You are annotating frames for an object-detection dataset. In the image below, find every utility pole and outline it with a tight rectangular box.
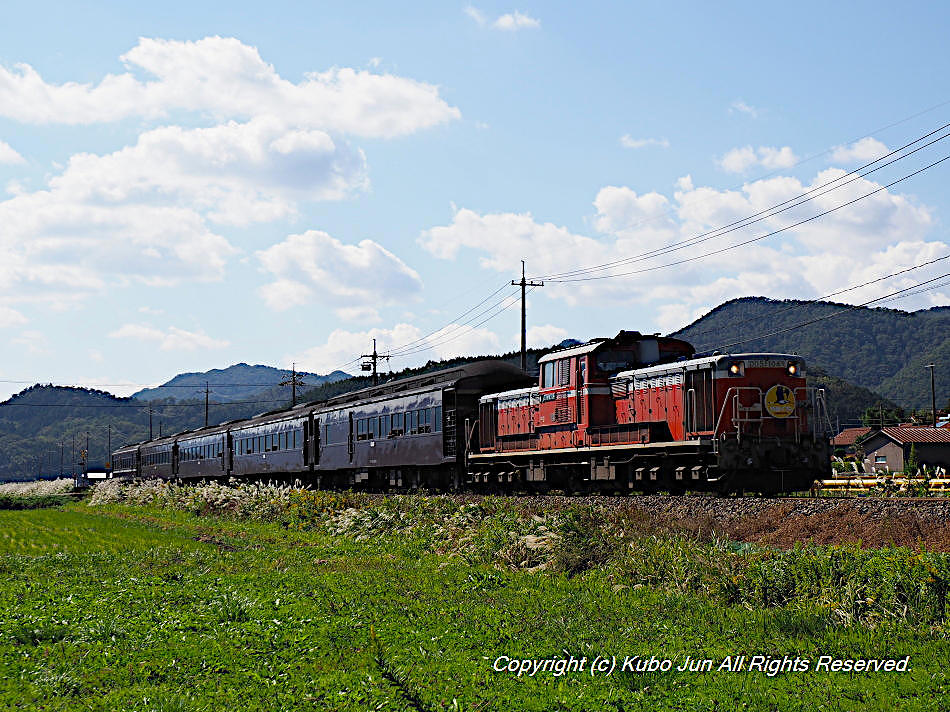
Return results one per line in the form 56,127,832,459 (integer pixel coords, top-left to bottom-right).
148,407,153,440
926,363,936,428
361,339,390,386
279,363,306,407
511,260,544,372
71,434,75,479
205,381,210,427
60,440,64,478
107,424,111,473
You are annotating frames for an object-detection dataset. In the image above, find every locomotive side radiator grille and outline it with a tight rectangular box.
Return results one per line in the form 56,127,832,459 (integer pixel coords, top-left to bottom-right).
443,409,457,457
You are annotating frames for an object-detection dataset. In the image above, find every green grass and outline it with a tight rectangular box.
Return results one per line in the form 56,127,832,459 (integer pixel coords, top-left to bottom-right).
0,502,947,710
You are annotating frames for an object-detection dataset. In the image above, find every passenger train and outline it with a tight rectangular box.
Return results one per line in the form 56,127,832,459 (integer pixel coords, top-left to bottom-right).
112,331,833,494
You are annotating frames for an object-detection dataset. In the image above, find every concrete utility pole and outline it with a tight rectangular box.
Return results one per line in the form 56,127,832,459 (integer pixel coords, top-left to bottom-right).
361,339,391,386
148,407,153,440
926,363,937,428
205,381,210,427
60,440,64,478
512,260,544,372
279,363,306,407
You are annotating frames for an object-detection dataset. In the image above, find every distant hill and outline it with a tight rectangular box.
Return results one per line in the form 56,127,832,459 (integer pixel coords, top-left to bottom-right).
672,298,949,411
132,363,348,403
0,373,341,479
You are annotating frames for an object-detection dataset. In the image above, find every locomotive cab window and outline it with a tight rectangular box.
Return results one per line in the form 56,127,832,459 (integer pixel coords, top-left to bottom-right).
543,362,554,387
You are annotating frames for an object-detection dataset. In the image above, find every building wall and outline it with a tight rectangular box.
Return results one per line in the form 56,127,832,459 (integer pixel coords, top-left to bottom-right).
863,440,950,473
864,441,904,473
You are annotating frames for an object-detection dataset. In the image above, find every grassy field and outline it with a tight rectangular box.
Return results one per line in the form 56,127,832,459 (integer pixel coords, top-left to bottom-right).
1,491,948,711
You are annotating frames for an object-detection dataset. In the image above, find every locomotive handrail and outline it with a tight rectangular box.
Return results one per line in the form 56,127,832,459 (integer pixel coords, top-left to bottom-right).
714,386,764,439
685,387,697,436
793,386,833,440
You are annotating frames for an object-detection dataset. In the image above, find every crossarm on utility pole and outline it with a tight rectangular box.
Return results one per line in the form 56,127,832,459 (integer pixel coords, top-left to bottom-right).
512,260,544,372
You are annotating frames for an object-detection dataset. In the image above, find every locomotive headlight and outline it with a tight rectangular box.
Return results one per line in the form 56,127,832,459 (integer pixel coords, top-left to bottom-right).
728,362,742,376
787,362,799,376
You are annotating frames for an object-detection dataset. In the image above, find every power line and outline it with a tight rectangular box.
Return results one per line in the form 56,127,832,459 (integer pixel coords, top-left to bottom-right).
708,270,950,352
685,252,950,347
546,152,950,283
540,129,950,283
538,124,950,282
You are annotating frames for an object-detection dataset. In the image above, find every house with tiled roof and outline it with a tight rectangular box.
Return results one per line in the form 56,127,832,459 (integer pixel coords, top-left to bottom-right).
830,427,871,454
862,427,950,473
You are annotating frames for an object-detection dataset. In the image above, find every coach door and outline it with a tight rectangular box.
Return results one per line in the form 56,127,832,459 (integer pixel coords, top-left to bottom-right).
303,415,312,469
348,412,354,462
313,416,321,465
226,432,234,474
171,442,180,476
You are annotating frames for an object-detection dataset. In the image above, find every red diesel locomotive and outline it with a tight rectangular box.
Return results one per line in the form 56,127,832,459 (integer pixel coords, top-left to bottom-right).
471,331,831,493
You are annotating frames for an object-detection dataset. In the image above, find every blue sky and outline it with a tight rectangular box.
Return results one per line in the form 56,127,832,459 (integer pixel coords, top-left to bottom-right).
1,1,949,399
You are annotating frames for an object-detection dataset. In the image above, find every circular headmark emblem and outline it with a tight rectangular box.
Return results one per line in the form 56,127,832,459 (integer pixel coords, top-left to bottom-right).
764,385,796,418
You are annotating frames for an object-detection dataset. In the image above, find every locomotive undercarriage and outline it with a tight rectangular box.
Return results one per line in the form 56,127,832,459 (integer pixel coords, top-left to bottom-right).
466,434,829,495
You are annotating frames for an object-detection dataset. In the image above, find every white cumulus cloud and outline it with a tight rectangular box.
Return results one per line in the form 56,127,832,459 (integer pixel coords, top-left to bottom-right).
831,137,889,165
0,37,460,137
730,100,759,118
620,135,670,150
466,7,540,30
257,230,423,313
718,145,798,173
290,321,504,376
420,166,945,334
0,305,27,328
527,324,568,348
0,141,24,165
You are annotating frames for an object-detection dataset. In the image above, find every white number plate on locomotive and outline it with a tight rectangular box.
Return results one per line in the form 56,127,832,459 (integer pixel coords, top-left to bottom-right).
742,359,788,369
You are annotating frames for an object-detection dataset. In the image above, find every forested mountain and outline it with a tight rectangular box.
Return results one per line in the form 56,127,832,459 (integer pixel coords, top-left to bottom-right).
673,298,949,410
132,363,348,402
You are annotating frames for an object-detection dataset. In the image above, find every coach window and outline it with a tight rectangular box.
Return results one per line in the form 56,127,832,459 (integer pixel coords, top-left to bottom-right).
392,412,403,436
421,408,432,433
543,362,554,388
434,406,442,432
272,435,279,451
367,417,376,440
